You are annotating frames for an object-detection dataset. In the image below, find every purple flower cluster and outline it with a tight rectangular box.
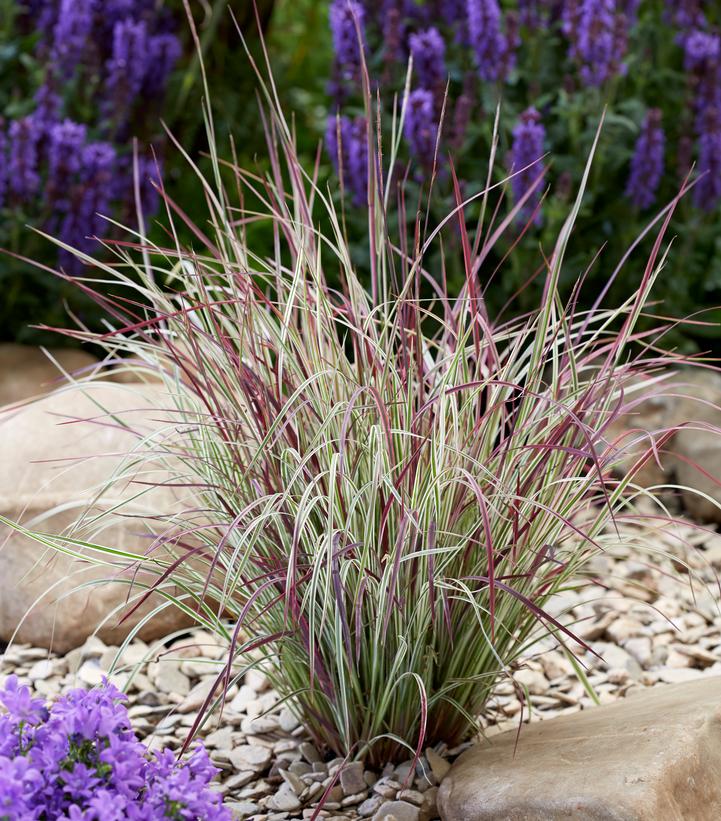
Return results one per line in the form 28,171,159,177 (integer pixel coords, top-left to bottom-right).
1,0,182,272
682,27,721,209
626,109,666,209
565,0,628,87
409,27,447,90
0,676,230,820
693,108,721,211
510,107,546,223
326,114,368,204
330,0,367,81
467,0,518,82
404,88,439,169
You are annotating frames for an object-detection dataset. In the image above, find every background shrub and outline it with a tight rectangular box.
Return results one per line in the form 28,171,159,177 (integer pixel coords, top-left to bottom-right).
323,0,721,349
0,0,317,345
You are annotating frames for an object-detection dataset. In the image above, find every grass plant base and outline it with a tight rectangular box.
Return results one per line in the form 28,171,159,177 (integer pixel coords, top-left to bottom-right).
1,515,718,819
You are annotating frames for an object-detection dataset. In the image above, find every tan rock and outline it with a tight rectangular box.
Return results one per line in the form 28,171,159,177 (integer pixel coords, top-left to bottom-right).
438,677,721,821
606,369,721,521
0,382,193,651
0,344,100,406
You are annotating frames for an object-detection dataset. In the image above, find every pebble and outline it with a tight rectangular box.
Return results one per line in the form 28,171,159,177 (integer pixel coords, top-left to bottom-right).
77,661,104,686
28,659,54,681
148,662,190,697
230,744,272,772
372,800,420,821
266,784,302,812
340,761,367,796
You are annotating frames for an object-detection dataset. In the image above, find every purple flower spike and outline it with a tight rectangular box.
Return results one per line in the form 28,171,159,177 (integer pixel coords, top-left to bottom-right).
467,0,516,82
0,127,6,210
33,83,63,129
329,0,366,81
626,109,665,210
693,108,721,212
144,33,182,98
52,0,96,76
510,107,546,224
666,0,706,31
441,0,467,25
409,28,447,90
48,120,87,204
8,116,42,202
404,88,439,171
684,30,721,72
326,114,368,205
105,19,149,124
569,0,627,87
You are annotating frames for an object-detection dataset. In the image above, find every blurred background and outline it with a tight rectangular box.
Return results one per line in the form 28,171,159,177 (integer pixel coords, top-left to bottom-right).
2,0,721,351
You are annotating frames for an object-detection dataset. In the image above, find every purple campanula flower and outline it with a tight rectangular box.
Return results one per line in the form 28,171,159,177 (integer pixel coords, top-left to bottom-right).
409,27,447,90
329,0,366,81
0,677,231,817
467,0,516,82
52,0,96,76
105,19,149,124
404,88,439,170
8,116,42,201
693,107,721,211
568,0,627,87
626,109,665,209
510,107,546,223
47,120,87,203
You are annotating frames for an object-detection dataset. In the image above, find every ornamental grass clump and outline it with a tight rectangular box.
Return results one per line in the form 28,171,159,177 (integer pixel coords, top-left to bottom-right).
0,676,229,820
12,47,705,767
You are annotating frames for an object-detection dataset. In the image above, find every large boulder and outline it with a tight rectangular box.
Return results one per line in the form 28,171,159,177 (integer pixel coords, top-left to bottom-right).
0,343,99,406
608,369,721,522
438,676,721,821
0,381,194,652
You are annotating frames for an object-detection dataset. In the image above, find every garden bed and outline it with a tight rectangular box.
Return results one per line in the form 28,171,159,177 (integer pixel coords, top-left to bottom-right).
3,511,718,820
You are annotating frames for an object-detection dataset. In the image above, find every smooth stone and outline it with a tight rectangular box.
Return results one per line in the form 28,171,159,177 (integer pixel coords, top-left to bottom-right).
0,382,192,651
439,677,721,820
27,659,54,681
0,344,99,406
340,761,367,796
372,800,420,821
300,742,322,763
148,662,190,697
265,783,301,812
229,744,272,772
425,748,450,781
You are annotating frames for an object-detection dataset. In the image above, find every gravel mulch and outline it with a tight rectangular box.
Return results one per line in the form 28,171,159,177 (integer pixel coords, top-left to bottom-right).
2,513,721,820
